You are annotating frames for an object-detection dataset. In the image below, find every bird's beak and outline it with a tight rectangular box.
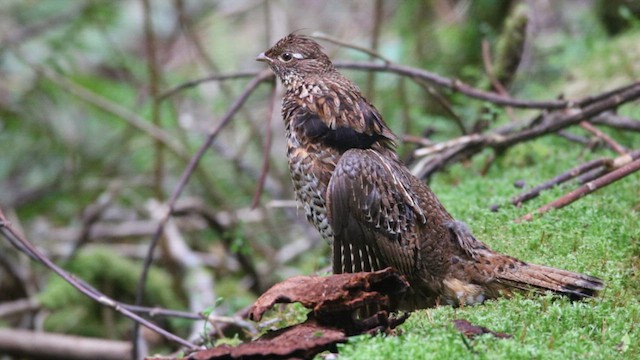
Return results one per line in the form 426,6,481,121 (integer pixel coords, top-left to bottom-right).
256,52,271,63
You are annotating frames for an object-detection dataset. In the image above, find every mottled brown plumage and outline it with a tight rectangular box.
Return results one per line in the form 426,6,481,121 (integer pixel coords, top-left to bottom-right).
257,34,603,309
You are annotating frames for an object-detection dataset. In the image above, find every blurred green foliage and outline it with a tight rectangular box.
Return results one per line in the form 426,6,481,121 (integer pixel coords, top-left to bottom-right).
39,247,186,338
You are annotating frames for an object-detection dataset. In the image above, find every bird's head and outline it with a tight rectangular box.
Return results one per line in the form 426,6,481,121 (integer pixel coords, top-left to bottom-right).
256,34,334,87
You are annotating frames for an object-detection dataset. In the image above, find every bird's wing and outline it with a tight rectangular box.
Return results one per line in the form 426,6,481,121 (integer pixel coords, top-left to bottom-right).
327,148,426,275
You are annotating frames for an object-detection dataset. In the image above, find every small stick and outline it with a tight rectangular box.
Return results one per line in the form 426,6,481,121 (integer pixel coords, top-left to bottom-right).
481,39,510,96
591,112,640,132
516,157,640,222
577,149,640,184
579,121,627,155
511,158,612,205
412,78,468,135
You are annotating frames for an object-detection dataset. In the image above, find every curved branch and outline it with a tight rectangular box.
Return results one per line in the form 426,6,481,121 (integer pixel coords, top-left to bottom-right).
334,61,572,109
0,208,198,350
159,71,259,100
311,32,392,64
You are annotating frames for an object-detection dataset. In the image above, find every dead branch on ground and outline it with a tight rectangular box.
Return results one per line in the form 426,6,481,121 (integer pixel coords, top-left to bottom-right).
516,152,640,222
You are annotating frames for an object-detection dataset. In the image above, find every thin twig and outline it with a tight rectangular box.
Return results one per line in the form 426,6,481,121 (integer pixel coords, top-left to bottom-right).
142,0,166,198
579,121,627,155
412,78,468,135
251,79,277,208
365,0,384,98
121,304,203,320
159,72,259,100
206,305,253,339
0,298,40,318
576,81,640,107
413,134,484,158
203,313,257,336
0,328,131,360
517,157,640,222
403,134,435,147
312,33,392,64
511,158,612,205
135,3,167,355
557,130,591,146
481,39,509,95
481,38,516,122
159,62,640,115
577,149,640,184
67,190,116,260
497,83,640,147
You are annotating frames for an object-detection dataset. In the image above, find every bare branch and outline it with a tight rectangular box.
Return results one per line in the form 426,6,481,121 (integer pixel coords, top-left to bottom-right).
410,82,640,178
511,158,613,206
0,208,199,350
591,112,640,132
517,156,640,222
334,61,574,108
579,121,627,155
0,298,40,318
497,83,640,147
481,39,509,96
312,33,392,64
0,328,131,360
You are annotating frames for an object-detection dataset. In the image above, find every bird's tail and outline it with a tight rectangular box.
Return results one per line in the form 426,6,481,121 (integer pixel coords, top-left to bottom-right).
495,261,604,300
445,220,604,301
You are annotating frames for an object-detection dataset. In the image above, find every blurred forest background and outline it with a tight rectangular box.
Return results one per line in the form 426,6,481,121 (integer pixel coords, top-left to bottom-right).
1,0,639,359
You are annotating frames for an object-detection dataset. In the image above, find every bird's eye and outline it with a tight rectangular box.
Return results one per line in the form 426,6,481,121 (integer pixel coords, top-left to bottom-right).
280,52,293,62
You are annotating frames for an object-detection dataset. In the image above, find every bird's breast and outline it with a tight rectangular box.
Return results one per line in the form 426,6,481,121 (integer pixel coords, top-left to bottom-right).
285,131,339,242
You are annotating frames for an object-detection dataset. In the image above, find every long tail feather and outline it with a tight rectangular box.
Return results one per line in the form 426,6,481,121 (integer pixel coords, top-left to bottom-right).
446,220,604,301
496,262,604,300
